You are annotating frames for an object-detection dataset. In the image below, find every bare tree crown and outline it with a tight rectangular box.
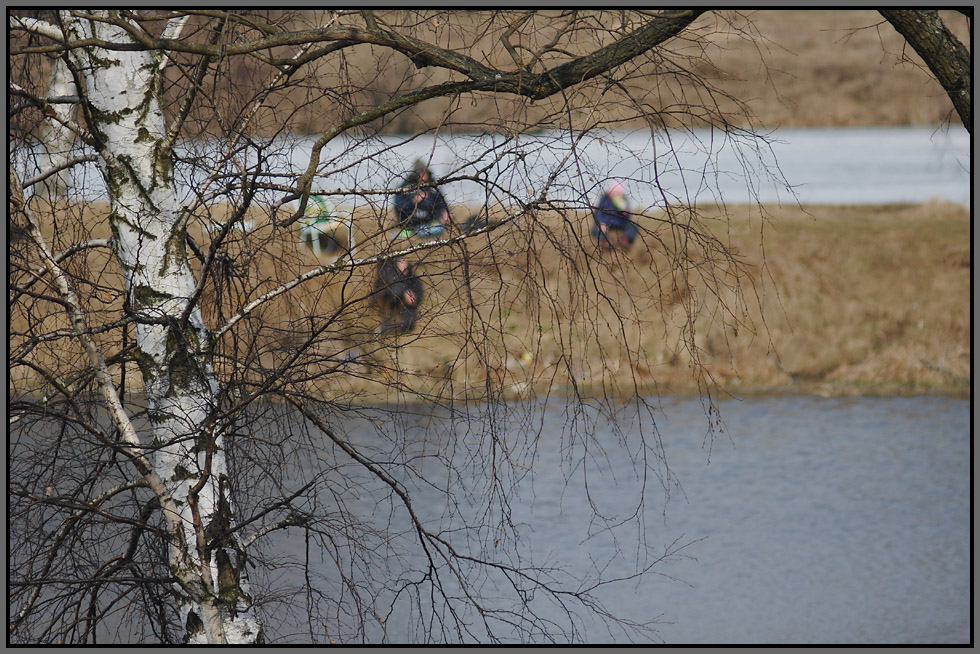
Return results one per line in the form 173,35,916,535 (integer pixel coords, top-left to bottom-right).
8,9,969,645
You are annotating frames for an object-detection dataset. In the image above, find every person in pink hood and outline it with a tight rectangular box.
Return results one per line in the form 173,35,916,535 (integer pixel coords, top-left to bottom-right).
590,181,637,250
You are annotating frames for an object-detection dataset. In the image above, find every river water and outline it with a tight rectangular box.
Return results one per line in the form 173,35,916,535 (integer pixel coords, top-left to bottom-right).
18,126,970,209
525,395,972,645
256,395,970,645
310,125,971,209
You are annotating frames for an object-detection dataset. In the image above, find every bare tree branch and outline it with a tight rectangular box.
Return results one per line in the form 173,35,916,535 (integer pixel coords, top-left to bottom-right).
8,10,814,644
879,9,971,132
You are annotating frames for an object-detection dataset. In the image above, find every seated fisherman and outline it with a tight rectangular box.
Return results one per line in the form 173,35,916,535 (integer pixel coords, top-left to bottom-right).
297,194,349,257
373,256,424,334
591,181,638,250
393,159,452,238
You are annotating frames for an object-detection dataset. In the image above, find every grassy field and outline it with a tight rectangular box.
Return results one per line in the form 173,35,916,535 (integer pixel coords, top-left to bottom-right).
234,10,968,136
320,201,972,401
16,199,967,402
687,10,969,129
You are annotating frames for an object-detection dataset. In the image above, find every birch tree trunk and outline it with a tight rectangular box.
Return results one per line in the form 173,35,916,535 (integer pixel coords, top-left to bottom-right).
34,55,76,200
58,11,262,644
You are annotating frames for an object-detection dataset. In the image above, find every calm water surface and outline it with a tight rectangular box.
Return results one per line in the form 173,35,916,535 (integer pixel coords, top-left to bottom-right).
19,127,970,209
532,395,972,644
276,395,970,644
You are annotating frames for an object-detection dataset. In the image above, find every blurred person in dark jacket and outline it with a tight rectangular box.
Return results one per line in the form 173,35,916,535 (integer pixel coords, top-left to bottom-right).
373,256,424,333
393,159,452,237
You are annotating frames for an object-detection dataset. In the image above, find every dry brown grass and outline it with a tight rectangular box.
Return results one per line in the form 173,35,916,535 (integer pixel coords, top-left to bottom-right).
696,10,970,129
690,201,971,396
344,201,971,401
14,199,967,403
251,10,970,134
10,11,967,143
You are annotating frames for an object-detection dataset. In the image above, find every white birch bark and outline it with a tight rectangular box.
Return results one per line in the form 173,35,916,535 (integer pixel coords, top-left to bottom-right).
35,55,76,200
54,11,262,644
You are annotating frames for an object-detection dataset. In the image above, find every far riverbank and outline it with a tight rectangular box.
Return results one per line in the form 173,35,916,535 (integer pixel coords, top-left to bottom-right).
290,200,971,403
11,200,970,404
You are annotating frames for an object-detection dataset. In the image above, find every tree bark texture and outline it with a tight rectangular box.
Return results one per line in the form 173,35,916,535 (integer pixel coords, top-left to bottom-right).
58,11,262,644
35,56,76,199
880,10,972,133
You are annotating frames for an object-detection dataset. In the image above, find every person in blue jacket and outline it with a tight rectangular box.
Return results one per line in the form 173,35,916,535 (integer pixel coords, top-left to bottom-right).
393,159,452,237
591,181,637,250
